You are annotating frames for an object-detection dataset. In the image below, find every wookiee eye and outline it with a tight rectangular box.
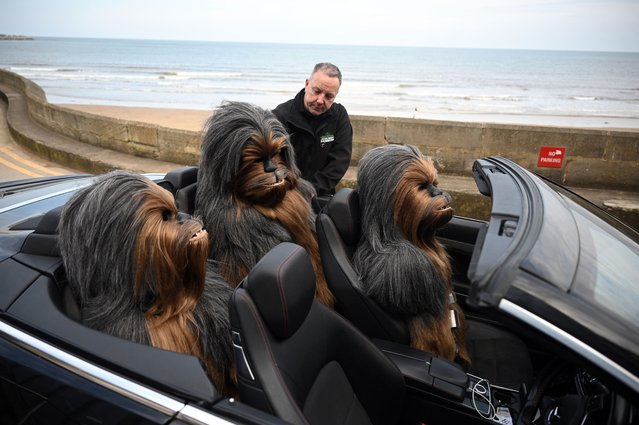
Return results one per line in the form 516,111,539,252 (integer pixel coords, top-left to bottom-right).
162,210,172,221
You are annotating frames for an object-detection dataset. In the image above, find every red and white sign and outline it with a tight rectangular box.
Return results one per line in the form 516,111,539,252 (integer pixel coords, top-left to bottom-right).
537,146,566,168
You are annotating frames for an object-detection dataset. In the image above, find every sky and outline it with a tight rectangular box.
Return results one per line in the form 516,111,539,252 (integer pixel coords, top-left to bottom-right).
2,0,638,52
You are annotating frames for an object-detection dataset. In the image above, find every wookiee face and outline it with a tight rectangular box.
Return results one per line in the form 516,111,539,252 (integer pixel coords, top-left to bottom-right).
59,171,228,389
232,134,299,208
60,171,210,305
134,181,209,315
393,156,453,244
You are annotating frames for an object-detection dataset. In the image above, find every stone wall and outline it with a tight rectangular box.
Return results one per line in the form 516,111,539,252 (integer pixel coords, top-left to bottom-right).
2,68,638,191
0,69,202,166
351,115,639,191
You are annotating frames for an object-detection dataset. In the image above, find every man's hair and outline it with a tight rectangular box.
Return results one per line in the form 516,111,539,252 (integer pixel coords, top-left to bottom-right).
312,62,342,85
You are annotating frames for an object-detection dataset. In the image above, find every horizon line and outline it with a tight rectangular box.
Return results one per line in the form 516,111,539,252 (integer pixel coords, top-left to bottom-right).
7,34,639,55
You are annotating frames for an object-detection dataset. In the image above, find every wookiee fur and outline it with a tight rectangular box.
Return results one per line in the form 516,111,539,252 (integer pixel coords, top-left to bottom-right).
353,144,469,364
195,101,334,308
58,171,237,396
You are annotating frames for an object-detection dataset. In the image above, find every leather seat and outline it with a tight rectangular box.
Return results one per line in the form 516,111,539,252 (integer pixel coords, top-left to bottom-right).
161,166,198,215
316,188,410,344
316,188,533,389
230,242,405,425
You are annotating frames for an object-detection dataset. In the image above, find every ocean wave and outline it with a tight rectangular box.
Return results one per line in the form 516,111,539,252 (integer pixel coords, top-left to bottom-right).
152,83,294,96
10,66,60,72
30,73,164,82
462,95,521,102
572,96,597,101
373,92,408,97
10,66,82,73
10,66,248,81
174,71,243,78
158,74,189,81
398,92,523,102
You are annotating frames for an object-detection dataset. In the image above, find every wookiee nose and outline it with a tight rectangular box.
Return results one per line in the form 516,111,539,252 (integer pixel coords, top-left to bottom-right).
264,159,276,173
428,185,443,197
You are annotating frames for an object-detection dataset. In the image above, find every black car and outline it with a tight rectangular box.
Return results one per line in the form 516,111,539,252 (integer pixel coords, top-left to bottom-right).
0,157,637,425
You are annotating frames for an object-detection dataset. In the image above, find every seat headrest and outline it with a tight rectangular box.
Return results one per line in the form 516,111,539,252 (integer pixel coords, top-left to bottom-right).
161,166,198,194
325,188,361,247
244,242,315,340
175,182,197,215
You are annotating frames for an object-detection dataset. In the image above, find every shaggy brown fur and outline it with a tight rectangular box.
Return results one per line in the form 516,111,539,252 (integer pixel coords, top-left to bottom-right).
354,144,469,364
394,158,469,363
135,182,209,355
230,137,333,307
195,101,334,308
59,171,237,396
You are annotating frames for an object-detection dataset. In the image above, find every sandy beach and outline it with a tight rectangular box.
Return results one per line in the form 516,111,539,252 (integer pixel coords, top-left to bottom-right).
60,103,639,131
60,104,213,132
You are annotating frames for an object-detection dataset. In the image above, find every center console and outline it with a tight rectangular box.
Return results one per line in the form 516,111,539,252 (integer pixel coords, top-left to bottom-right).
374,340,523,424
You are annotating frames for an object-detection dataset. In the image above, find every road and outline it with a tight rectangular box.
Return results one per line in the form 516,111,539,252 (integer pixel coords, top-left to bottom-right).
0,100,76,181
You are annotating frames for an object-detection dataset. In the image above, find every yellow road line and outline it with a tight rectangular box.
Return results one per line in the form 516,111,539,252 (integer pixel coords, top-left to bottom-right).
0,155,42,178
0,147,63,176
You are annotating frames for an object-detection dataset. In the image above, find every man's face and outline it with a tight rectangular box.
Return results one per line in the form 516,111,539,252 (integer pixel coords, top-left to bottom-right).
303,71,340,116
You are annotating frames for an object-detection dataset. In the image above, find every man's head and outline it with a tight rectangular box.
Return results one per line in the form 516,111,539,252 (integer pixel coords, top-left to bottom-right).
303,62,342,116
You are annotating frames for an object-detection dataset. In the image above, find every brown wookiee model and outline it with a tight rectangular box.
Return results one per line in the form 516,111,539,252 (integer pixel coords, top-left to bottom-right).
58,171,237,396
353,144,469,364
195,101,334,308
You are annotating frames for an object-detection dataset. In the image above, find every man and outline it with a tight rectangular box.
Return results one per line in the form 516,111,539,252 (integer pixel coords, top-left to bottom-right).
273,63,353,200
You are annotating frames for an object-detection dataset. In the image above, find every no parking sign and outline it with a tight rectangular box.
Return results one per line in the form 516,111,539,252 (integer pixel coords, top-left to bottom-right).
537,147,566,168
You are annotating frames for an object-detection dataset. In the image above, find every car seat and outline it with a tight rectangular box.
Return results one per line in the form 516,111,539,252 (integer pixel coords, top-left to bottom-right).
315,188,410,344
161,166,198,215
230,242,405,425
316,188,533,389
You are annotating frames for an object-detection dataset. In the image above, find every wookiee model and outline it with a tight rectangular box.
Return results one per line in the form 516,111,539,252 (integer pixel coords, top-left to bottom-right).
58,171,237,396
195,101,334,308
353,144,469,364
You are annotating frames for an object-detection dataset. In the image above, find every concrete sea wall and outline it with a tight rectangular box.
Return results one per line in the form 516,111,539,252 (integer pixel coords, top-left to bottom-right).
352,115,639,191
0,69,201,166
1,68,638,192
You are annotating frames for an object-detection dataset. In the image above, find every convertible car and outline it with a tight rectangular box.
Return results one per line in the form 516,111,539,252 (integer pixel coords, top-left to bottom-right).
0,156,637,425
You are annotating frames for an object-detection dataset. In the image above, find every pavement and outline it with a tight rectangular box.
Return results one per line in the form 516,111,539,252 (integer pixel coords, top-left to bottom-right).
0,82,183,176
0,100,81,180
1,81,638,231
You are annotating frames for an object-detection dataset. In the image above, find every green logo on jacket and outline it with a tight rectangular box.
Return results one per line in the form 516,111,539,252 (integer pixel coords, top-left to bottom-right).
320,133,335,148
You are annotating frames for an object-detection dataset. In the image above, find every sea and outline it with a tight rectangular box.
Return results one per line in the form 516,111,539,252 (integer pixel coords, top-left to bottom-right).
1,37,638,128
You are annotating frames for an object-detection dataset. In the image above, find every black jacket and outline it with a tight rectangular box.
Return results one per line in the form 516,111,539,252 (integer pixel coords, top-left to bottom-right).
273,89,353,196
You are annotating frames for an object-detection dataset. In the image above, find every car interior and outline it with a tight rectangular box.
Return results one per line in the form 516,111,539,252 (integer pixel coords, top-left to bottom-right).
230,242,405,425
1,165,635,425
